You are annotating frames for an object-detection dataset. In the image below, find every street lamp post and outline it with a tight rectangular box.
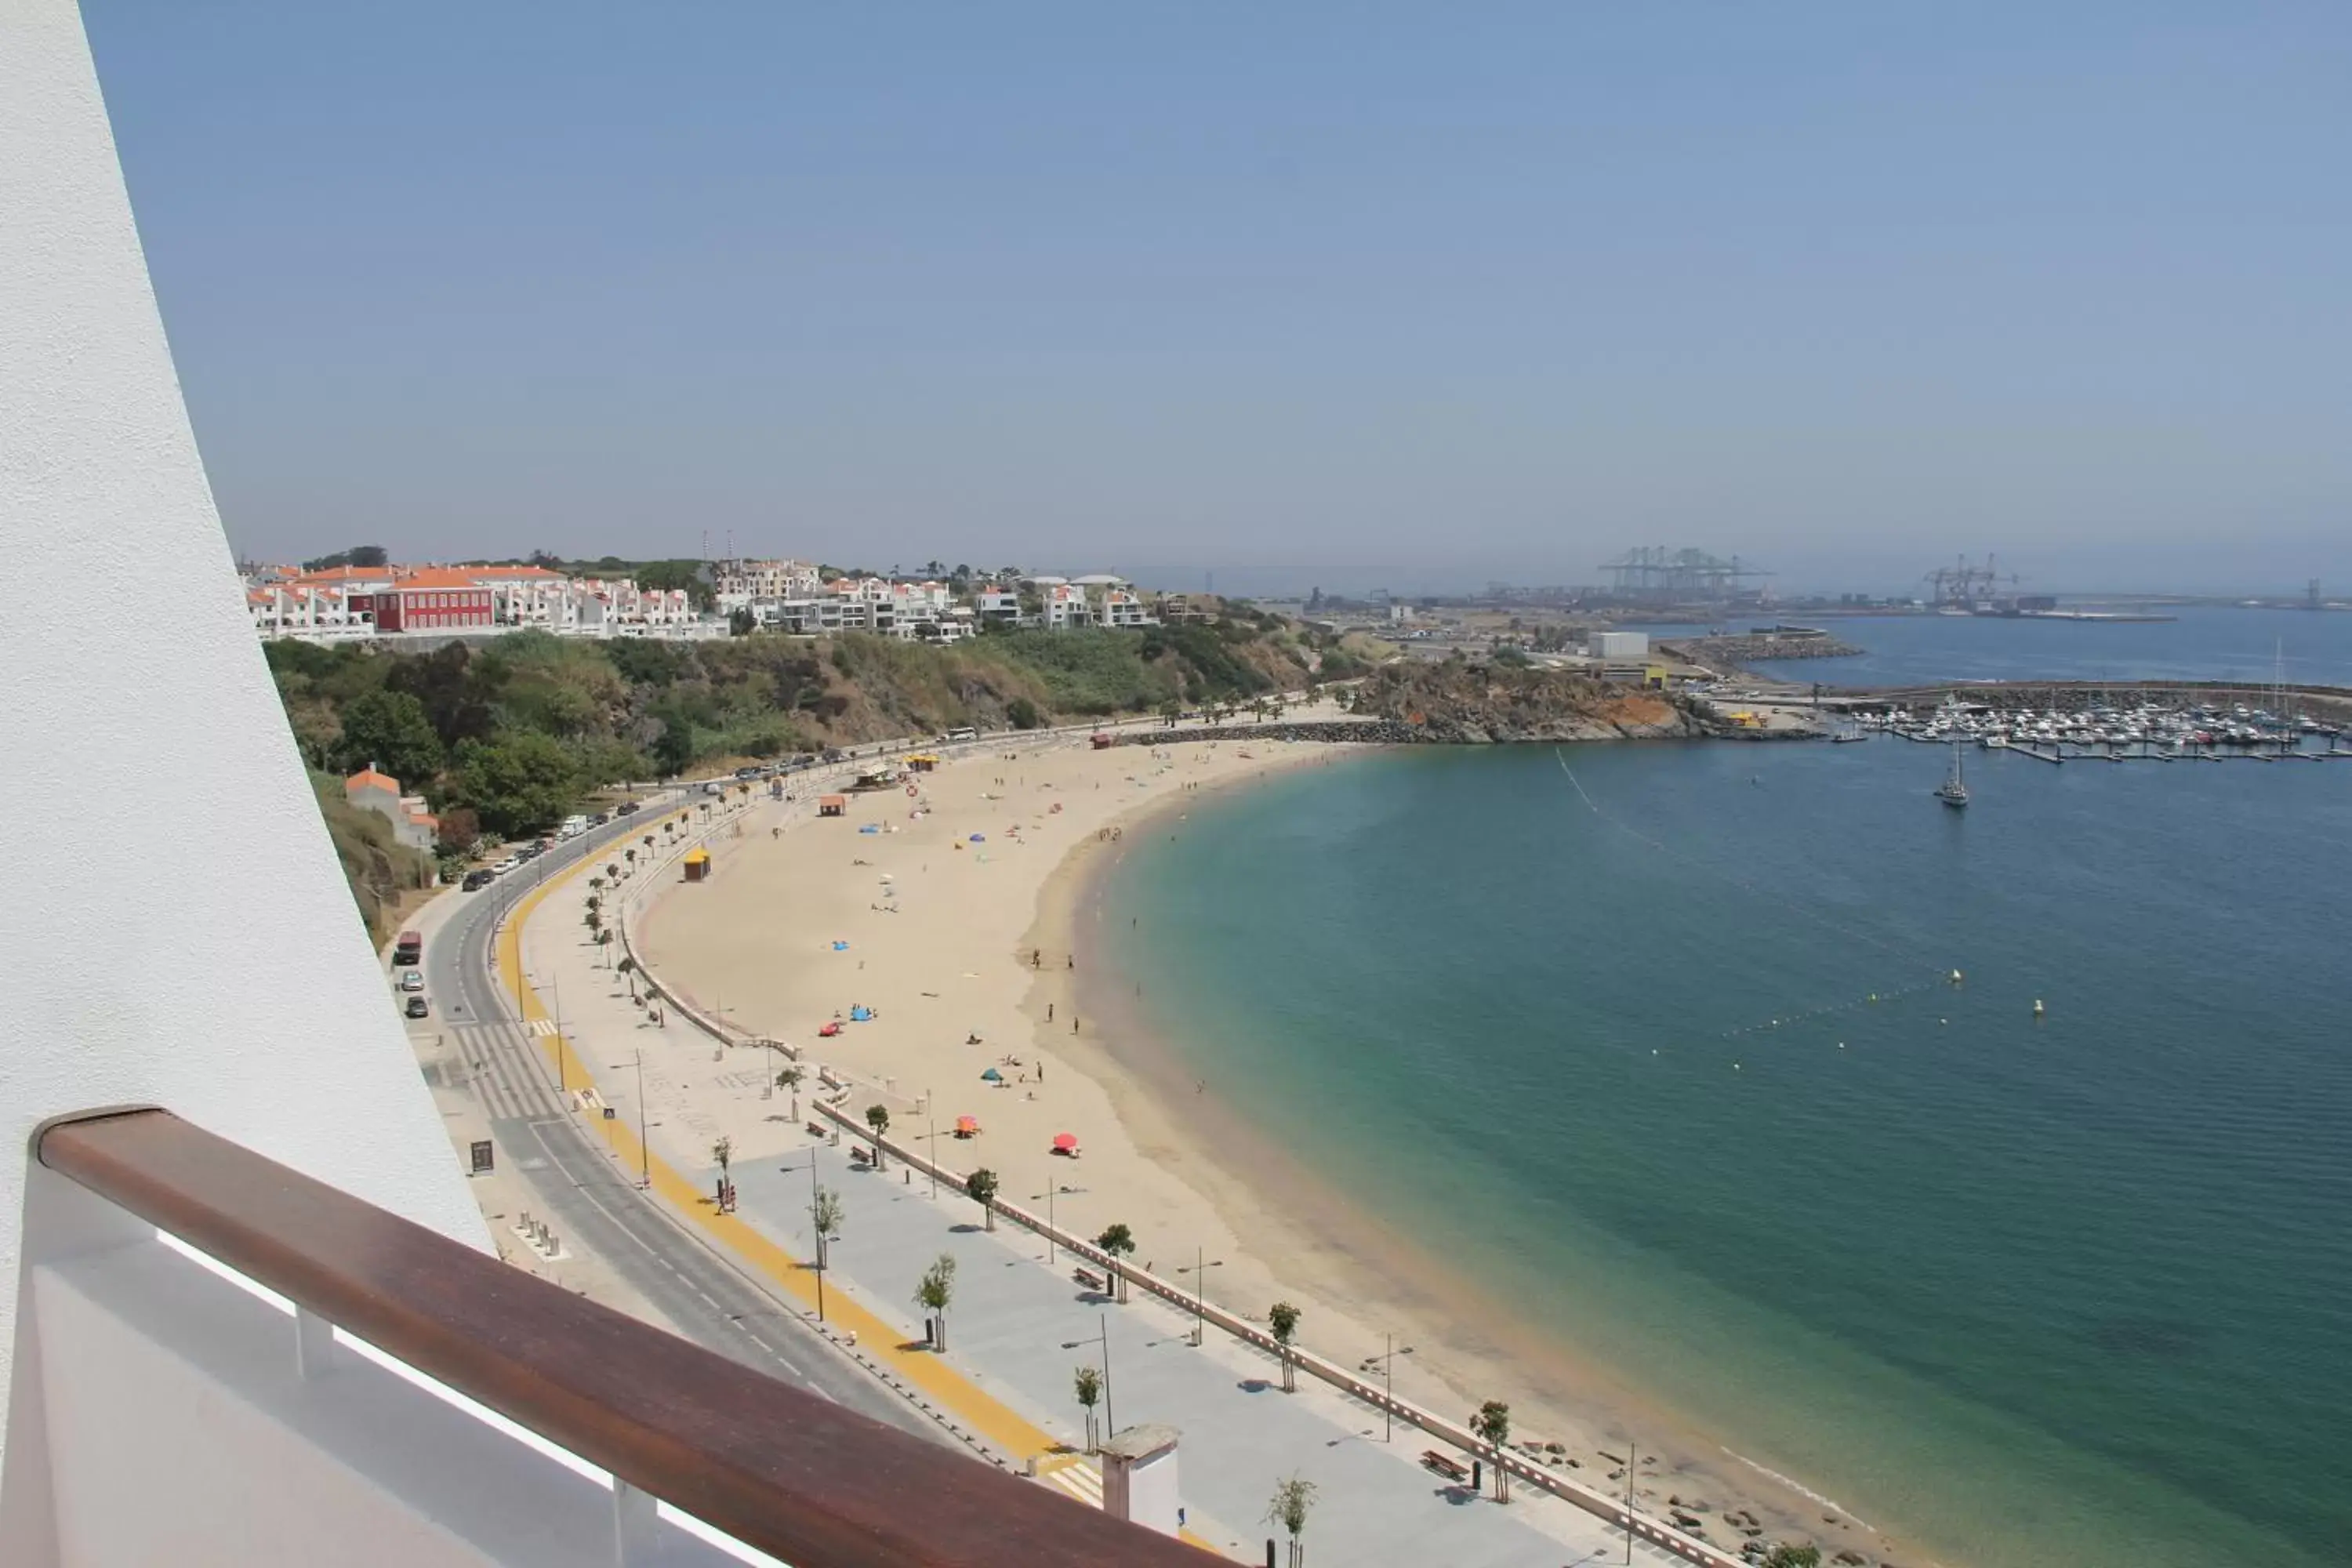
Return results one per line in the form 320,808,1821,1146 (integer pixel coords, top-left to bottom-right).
1062,1316,1113,1442
792,1153,829,1324
1032,1183,1085,1267
1181,1247,1225,1346
1370,1335,1415,1442
632,1050,650,1189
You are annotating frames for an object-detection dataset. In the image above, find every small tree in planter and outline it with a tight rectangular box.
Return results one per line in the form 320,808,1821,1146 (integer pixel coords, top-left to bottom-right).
913,1253,956,1350
965,1167,999,1231
1470,1400,1512,1501
1072,1363,1102,1453
1096,1223,1136,1303
1267,1301,1302,1392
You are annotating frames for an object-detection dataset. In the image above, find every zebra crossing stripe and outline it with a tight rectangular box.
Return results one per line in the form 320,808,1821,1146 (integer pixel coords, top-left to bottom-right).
1045,1463,1102,1506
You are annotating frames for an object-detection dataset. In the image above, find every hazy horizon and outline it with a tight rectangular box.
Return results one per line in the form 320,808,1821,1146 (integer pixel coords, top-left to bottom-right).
91,3,2350,597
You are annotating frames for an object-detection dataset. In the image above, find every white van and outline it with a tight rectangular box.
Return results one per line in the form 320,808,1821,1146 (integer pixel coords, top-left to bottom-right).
557,814,590,840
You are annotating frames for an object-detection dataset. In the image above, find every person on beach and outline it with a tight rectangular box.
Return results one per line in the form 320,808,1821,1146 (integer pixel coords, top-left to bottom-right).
1047,1003,1054,1022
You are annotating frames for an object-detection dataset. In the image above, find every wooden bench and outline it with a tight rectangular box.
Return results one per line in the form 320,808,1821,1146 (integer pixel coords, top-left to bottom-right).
1420,1450,1470,1483
1073,1268,1105,1293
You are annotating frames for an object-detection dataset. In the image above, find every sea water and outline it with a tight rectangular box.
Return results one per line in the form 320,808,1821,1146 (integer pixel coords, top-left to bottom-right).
1742,604,2352,689
1098,690,2351,1566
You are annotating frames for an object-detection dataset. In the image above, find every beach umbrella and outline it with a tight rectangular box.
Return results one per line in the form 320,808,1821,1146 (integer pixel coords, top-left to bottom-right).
830,940,849,951
956,1115,979,1134
968,833,986,843
1051,1132,1079,1152
980,1067,1004,1082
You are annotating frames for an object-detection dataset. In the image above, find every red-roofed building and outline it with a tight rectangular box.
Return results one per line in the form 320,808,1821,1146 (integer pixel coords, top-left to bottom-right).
359,569,495,633
343,768,440,852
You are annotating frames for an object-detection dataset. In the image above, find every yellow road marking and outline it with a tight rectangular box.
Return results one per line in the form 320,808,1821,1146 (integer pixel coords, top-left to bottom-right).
493,811,1101,1483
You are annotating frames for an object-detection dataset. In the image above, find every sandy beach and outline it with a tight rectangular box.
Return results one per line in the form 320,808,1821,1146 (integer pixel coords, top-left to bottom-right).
639,729,1926,1567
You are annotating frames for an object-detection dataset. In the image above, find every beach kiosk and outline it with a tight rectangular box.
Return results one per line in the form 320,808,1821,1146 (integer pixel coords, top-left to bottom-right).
681,847,712,883
1098,1424,1181,1536
818,794,847,818
902,752,940,773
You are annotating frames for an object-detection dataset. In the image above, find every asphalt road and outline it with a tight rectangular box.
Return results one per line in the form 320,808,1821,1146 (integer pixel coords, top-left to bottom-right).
423,802,939,1440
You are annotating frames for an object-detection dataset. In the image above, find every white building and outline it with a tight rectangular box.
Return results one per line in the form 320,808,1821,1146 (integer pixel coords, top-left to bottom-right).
1591,630,1650,660
1043,583,1091,629
713,558,820,609
1099,589,1156,629
247,583,376,640
975,584,1023,626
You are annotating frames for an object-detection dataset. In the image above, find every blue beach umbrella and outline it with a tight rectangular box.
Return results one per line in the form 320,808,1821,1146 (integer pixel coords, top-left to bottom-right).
980,1066,1004,1082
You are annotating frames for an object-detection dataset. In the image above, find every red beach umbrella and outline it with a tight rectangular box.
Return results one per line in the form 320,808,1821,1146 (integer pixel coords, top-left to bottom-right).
1051,1131,1079,1152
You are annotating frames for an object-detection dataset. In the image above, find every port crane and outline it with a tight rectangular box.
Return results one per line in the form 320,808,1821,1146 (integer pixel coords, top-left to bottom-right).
1922,554,2020,608
1599,548,1772,604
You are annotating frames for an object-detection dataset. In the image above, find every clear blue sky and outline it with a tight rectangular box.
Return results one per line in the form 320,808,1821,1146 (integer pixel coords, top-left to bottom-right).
89,2,2352,595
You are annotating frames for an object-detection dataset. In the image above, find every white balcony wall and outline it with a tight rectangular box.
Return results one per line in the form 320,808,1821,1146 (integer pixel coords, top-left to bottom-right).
0,0,492,1492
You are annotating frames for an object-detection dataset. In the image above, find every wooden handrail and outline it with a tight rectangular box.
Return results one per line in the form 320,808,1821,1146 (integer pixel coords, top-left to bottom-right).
36,1109,1208,1568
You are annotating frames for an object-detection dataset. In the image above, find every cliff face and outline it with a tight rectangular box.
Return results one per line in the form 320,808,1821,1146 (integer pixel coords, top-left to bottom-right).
1348,661,1706,743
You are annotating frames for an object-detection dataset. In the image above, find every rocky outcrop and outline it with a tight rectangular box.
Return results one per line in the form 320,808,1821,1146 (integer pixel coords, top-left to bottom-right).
1664,632,1861,671
1346,661,1709,743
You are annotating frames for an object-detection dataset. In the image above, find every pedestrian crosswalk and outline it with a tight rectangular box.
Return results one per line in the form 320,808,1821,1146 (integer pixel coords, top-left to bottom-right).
448,1021,566,1123
526,1018,559,1037
1041,1459,1102,1508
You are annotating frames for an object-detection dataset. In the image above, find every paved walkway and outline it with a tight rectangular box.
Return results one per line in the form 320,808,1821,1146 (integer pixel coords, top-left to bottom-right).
513,797,1694,1567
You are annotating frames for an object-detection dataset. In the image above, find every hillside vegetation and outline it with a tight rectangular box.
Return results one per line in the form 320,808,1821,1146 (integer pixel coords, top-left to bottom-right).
310,771,435,942
268,613,1360,851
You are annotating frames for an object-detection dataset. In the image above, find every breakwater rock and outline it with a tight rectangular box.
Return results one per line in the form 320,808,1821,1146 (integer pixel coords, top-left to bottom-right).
1667,632,1861,670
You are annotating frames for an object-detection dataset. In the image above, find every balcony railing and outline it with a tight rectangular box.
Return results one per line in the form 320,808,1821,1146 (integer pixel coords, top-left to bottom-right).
20,1107,1210,1567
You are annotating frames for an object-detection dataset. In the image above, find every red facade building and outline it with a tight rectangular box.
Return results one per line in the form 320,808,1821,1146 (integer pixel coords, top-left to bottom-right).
360,570,495,633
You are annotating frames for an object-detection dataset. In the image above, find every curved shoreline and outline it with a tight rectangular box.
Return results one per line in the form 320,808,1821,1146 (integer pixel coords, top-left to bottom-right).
631,733,1926,1566
1055,764,1926,1568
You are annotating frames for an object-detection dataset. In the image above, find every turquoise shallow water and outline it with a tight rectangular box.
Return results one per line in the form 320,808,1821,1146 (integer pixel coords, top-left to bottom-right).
1098,731,2352,1568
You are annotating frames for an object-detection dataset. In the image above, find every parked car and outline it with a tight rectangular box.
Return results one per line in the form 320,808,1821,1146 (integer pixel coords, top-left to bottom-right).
589,811,611,826
462,869,494,891
403,995,430,1018
615,800,641,816
491,857,519,875
398,969,426,993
